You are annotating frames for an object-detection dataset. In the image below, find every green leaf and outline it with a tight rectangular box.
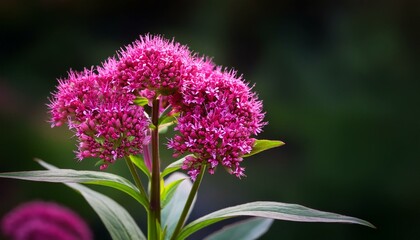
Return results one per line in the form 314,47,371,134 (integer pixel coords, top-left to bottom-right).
0,159,149,211
161,226,168,240
95,136,105,145
134,97,149,106
158,115,178,134
159,125,169,134
95,159,106,167
71,184,146,240
38,161,146,240
156,219,163,240
161,155,190,178
158,113,179,126
178,201,375,240
203,217,274,240
161,178,185,209
161,172,195,240
129,155,151,179
243,139,285,157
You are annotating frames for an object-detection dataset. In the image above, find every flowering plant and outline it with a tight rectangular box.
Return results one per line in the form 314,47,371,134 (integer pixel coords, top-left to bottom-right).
0,35,373,240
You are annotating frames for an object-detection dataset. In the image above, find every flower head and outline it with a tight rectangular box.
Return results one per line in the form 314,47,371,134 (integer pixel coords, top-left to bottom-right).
48,68,149,168
1,201,92,240
114,34,193,96
48,69,100,127
168,68,266,179
49,34,266,178
75,99,149,169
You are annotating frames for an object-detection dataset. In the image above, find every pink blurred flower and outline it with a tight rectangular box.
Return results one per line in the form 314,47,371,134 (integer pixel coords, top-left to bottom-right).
1,201,92,240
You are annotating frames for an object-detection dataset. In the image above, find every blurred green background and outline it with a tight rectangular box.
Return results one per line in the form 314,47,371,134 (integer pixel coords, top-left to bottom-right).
0,0,418,239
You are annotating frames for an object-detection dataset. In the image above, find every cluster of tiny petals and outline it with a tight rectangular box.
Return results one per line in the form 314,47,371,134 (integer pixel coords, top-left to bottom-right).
49,66,148,167
115,34,193,96
76,101,148,169
168,68,266,179
169,56,216,110
1,201,92,240
48,69,100,128
49,34,266,177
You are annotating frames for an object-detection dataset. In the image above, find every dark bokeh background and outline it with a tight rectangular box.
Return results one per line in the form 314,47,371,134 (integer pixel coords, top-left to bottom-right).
1,0,419,239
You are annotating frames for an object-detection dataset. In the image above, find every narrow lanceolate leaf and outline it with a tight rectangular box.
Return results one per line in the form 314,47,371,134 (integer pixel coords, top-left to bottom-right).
178,201,375,240
67,183,146,240
161,155,190,178
134,96,149,106
161,178,185,209
161,172,195,240
243,139,285,157
0,160,148,211
129,155,151,179
204,217,274,240
32,160,146,240
158,113,178,127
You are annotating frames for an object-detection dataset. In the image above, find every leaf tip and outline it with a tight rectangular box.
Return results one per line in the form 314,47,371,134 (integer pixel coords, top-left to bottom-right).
363,220,376,229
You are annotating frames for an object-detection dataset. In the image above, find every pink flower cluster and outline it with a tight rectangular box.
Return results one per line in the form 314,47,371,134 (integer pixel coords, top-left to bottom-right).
49,34,266,178
49,68,148,169
75,101,149,169
168,68,265,179
1,201,92,240
114,35,192,95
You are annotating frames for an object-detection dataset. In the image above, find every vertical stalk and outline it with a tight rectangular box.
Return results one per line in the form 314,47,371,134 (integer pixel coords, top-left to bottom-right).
147,213,155,240
124,156,148,201
170,165,207,240
149,98,161,239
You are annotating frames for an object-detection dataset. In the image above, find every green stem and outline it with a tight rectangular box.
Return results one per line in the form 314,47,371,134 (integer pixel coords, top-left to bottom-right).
148,212,155,240
170,165,207,240
124,156,148,203
150,98,161,239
